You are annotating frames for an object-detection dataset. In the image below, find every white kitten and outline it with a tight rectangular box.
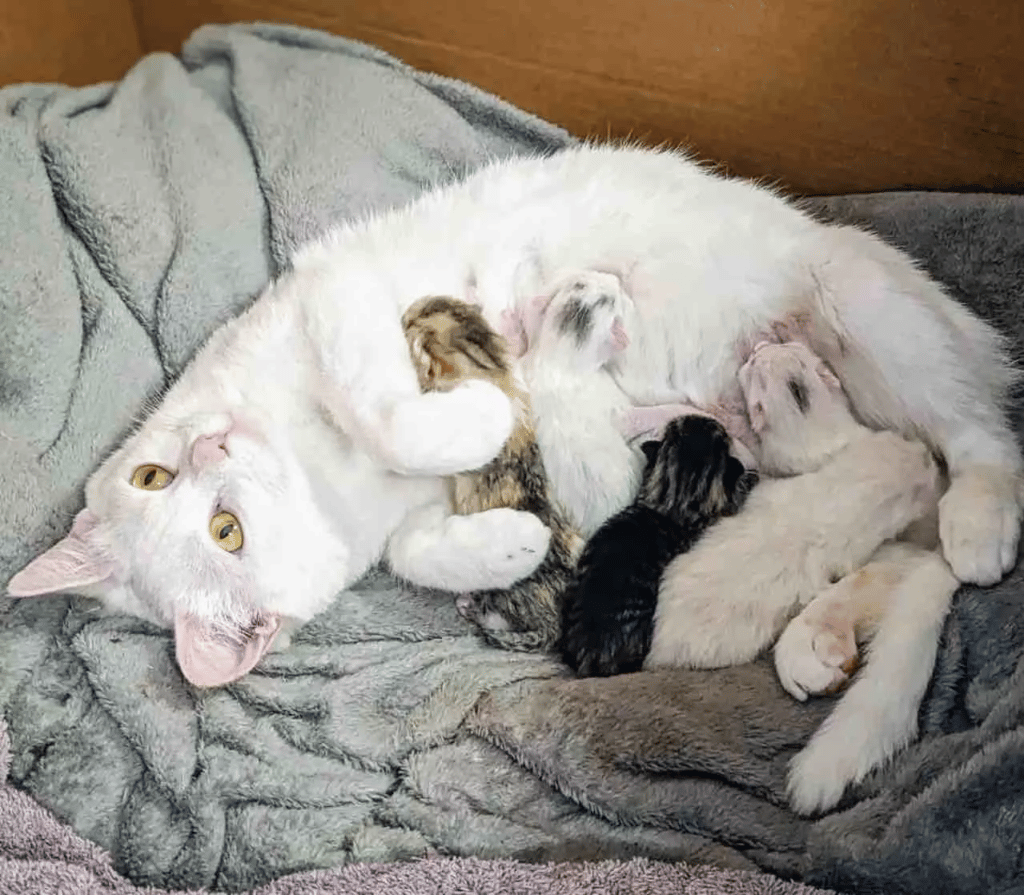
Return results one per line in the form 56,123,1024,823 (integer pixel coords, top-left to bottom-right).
7,146,1019,689
514,269,642,536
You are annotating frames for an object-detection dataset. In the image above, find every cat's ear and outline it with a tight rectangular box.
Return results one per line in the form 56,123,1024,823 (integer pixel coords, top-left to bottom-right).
174,610,282,688
608,316,629,353
7,510,117,597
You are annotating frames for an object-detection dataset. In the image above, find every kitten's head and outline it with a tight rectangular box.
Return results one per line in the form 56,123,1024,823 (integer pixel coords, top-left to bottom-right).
638,415,757,522
738,341,859,475
403,296,512,391
522,272,630,372
6,409,354,688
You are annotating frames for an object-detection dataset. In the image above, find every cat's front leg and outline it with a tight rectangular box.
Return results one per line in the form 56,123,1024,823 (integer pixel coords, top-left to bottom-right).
300,272,514,477
387,502,550,592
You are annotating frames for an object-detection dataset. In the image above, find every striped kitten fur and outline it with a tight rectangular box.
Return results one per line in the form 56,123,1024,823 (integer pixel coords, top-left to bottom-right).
402,296,584,651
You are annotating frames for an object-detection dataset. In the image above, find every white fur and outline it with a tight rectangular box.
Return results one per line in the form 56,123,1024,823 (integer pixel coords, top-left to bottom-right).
517,270,642,536
780,542,958,814
7,145,1020,685
646,428,941,668
649,341,957,815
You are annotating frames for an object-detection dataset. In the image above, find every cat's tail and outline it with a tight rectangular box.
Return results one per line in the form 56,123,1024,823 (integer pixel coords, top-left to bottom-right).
785,546,959,815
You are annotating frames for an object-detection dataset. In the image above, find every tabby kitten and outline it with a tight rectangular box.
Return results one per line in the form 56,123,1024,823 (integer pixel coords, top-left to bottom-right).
402,295,584,651
559,414,757,676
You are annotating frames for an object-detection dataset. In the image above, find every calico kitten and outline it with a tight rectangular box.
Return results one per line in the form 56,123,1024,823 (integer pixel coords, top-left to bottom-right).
560,414,757,676
402,295,584,651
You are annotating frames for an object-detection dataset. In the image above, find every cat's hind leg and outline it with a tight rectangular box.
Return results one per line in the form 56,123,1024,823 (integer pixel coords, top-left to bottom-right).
795,225,1023,585
296,262,515,478
786,542,958,815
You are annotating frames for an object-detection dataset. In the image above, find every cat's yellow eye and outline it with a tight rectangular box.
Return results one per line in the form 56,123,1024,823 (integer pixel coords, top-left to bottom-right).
130,464,175,490
209,511,243,553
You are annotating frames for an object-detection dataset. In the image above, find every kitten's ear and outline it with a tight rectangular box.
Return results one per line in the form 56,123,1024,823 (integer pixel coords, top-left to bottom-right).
815,360,843,394
174,610,282,688
609,316,629,352
640,440,661,466
748,401,767,434
7,510,117,597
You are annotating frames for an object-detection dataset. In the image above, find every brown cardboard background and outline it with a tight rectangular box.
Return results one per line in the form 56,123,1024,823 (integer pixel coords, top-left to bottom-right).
0,0,141,88
0,0,1021,194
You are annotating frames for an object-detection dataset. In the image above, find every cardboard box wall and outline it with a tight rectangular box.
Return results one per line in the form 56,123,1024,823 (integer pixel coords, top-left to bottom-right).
1,0,1021,195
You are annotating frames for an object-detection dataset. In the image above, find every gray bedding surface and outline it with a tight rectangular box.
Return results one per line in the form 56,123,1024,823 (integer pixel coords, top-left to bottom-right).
0,21,1022,895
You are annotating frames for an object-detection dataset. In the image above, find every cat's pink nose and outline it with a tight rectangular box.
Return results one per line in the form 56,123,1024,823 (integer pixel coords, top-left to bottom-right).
191,433,228,468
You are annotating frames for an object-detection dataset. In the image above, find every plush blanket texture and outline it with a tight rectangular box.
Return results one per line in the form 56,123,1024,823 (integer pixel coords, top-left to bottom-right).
0,21,1022,895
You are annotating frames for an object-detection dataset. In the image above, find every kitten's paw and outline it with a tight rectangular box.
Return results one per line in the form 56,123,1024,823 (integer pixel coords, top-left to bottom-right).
389,379,513,476
774,611,858,701
939,466,1022,586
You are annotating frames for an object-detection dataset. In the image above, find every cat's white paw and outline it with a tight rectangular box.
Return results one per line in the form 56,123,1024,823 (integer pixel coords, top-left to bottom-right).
786,733,858,816
443,509,550,589
388,379,514,476
939,466,1022,586
388,504,550,592
774,611,858,701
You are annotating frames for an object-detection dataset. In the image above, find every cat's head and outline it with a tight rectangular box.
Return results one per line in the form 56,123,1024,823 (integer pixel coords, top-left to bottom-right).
638,415,757,522
6,409,354,688
738,341,859,475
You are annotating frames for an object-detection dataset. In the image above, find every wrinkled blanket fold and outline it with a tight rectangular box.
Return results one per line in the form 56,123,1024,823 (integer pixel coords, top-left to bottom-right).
0,21,1023,895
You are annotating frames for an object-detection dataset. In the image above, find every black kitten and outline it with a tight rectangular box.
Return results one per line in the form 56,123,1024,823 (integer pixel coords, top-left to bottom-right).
559,414,758,676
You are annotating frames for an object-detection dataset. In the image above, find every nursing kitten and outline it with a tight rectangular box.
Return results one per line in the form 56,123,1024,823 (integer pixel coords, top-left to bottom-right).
648,341,955,813
560,414,757,676
512,269,643,537
402,295,583,651
8,145,1019,707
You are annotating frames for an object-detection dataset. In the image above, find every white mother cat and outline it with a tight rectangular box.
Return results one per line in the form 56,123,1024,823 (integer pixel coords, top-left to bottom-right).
7,145,1020,689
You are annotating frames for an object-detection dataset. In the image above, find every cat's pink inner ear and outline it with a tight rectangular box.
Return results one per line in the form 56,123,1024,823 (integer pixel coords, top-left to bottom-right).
520,295,554,351
174,610,282,688
7,510,116,597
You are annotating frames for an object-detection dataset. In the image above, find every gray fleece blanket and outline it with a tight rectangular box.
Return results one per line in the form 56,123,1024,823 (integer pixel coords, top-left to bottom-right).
0,21,1022,895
